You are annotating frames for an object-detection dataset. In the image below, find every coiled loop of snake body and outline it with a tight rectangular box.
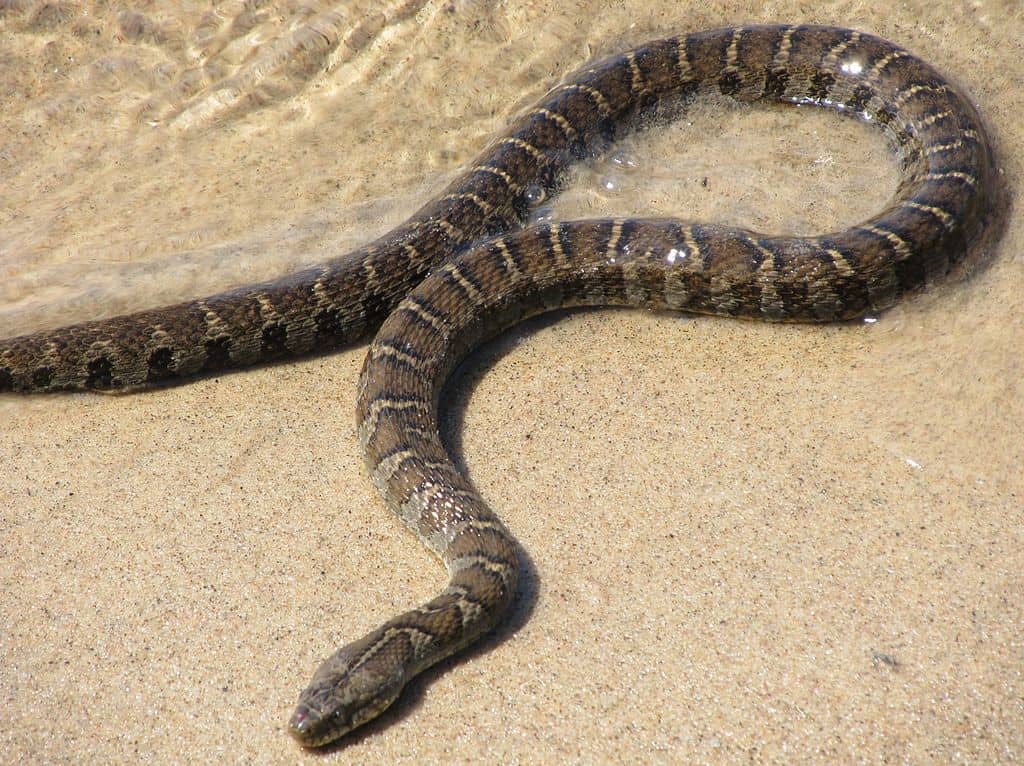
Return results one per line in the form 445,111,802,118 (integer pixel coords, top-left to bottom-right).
0,25,995,747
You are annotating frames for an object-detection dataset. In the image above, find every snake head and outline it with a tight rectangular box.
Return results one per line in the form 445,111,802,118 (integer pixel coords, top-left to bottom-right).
288,630,410,747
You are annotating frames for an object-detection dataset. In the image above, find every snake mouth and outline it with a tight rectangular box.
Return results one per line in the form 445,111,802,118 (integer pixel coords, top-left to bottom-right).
289,696,392,747
288,704,340,747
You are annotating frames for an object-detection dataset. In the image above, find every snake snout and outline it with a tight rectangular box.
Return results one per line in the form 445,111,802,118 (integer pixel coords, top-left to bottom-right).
287,704,327,745
288,638,408,746
288,682,403,747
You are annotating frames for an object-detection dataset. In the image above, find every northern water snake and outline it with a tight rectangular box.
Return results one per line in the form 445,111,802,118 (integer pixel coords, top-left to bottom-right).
0,24,996,747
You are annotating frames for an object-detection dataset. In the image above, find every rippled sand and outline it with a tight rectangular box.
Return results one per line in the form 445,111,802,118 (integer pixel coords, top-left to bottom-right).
2,1,1022,763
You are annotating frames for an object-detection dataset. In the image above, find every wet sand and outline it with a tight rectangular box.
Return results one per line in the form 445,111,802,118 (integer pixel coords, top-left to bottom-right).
2,1,1022,763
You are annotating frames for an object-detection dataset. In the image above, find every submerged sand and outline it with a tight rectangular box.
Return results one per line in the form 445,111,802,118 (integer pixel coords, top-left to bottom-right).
2,1,1022,763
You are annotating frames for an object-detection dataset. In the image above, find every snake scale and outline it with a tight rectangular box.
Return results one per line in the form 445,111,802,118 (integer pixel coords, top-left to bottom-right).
0,25,995,746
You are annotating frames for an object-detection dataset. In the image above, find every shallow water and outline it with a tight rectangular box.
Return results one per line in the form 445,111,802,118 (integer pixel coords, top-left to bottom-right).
2,2,1022,763
0,2,901,336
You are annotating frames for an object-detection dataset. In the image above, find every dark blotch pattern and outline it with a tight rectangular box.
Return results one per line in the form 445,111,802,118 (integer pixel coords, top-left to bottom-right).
147,347,175,380
763,68,789,98
203,336,233,368
314,308,344,338
846,84,874,112
85,356,115,389
31,367,54,389
718,70,742,96
261,322,289,354
808,70,835,101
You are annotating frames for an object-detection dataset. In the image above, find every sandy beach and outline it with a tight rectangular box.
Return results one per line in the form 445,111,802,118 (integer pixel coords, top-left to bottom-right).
2,1,1021,763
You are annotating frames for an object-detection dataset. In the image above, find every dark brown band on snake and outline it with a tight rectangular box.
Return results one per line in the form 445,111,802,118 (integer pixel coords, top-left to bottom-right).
0,25,996,747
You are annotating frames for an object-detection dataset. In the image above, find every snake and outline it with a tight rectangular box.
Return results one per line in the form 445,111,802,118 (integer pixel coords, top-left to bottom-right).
0,24,996,746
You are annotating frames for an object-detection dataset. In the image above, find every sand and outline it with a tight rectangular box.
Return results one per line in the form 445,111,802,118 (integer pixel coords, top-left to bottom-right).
2,1,1022,763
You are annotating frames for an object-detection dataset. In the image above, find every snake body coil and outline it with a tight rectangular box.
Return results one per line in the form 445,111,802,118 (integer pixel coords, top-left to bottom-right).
0,26,995,746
